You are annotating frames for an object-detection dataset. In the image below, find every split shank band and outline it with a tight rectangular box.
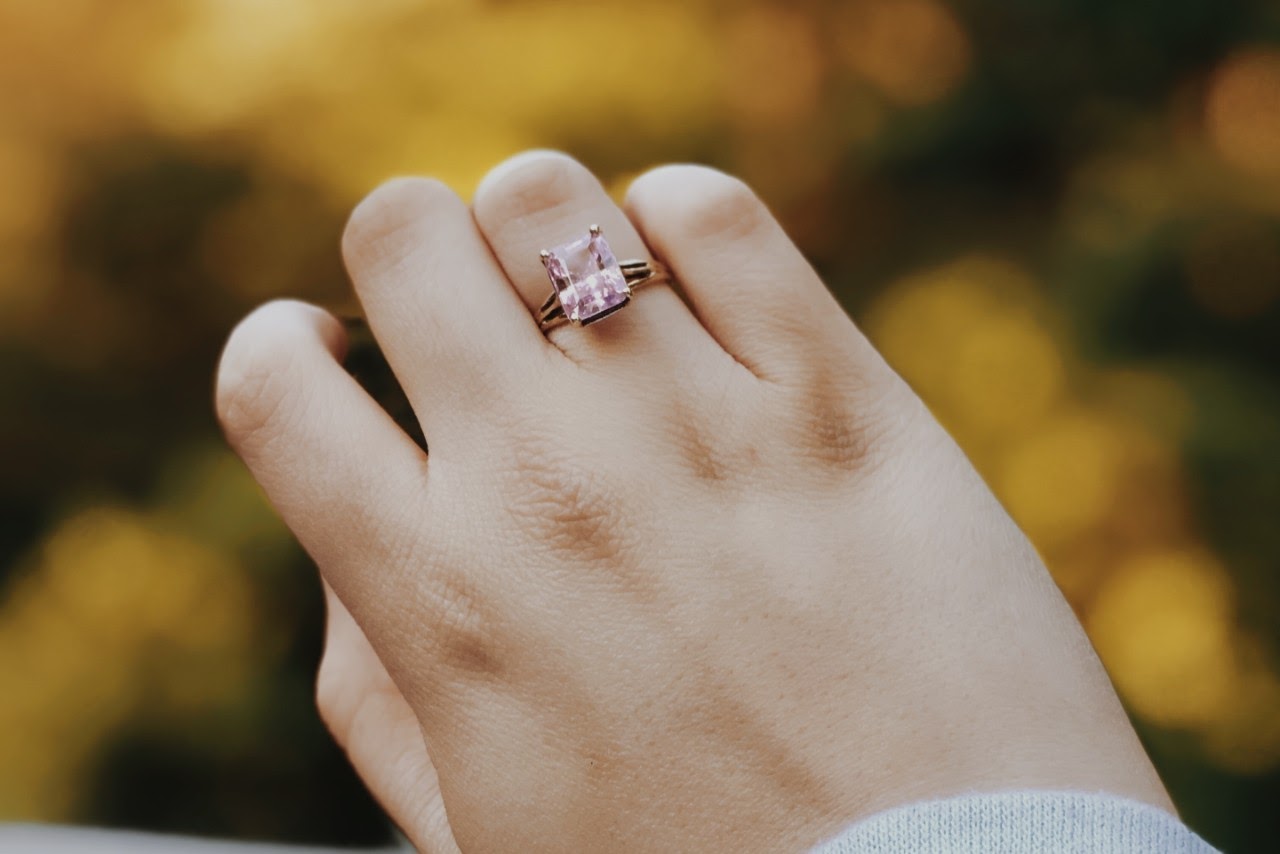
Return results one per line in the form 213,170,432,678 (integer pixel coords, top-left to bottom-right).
537,258,671,332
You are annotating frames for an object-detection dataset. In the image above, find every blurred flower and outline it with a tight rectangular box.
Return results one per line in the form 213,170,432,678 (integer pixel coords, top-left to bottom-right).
1205,47,1280,178
0,505,261,819
951,311,1065,436
868,257,1002,403
867,256,1064,451
1088,549,1237,729
999,410,1125,550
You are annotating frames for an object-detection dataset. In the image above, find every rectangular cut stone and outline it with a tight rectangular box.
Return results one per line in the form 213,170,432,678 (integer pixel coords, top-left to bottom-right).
542,230,629,324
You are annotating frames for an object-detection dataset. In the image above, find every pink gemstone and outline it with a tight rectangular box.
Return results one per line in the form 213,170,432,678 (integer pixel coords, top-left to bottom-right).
542,230,629,324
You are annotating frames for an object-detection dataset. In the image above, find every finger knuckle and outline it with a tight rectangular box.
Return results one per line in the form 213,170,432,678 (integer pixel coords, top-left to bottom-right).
411,567,503,677
476,151,590,225
676,417,731,483
640,166,768,244
667,395,757,486
342,176,455,270
314,652,350,737
215,301,309,449
314,658,403,751
502,430,628,566
801,394,870,471
782,372,894,473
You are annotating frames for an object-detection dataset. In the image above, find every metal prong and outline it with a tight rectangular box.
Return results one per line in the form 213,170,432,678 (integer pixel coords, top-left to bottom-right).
539,249,551,263
589,224,602,236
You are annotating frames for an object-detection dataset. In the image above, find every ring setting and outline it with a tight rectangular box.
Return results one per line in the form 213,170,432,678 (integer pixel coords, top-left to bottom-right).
537,225,668,331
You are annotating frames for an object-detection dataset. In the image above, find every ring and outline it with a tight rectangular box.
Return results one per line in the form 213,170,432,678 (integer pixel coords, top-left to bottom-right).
537,225,670,331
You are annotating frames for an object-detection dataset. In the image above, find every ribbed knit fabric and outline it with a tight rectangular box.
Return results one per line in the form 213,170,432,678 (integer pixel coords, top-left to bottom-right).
810,790,1217,853
2,791,1216,852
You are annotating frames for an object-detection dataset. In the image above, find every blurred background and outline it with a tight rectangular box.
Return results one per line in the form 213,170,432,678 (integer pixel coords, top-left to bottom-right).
1,0,1278,850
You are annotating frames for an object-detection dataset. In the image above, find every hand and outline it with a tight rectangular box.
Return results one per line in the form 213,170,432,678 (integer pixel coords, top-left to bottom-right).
217,152,1172,852
315,582,459,853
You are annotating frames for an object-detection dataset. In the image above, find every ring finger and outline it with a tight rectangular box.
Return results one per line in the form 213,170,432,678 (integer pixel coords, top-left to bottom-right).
471,150,715,370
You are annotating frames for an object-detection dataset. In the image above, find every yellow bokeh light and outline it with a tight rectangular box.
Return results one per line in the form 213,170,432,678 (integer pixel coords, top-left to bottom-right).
139,0,436,135
868,255,1063,448
998,410,1124,550
39,509,249,647
1206,47,1280,177
837,0,971,106
1088,549,1237,729
138,0,722,201
259,109,531,204
868,257,1008,401
949,310,1065,437
0,506,261,820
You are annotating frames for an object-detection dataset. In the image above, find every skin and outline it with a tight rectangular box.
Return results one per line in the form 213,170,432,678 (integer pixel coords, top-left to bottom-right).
216,151,1173,853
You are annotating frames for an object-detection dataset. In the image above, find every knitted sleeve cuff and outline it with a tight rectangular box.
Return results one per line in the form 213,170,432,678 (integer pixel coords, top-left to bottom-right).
810,790,1217,853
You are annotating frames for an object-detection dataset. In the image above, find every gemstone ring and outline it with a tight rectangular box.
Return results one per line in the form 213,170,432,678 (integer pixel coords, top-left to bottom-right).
537,225,670,332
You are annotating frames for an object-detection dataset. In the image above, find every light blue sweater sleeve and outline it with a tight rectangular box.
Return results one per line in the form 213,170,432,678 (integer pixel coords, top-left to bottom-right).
2,790,1217,852
810,790,1217,853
